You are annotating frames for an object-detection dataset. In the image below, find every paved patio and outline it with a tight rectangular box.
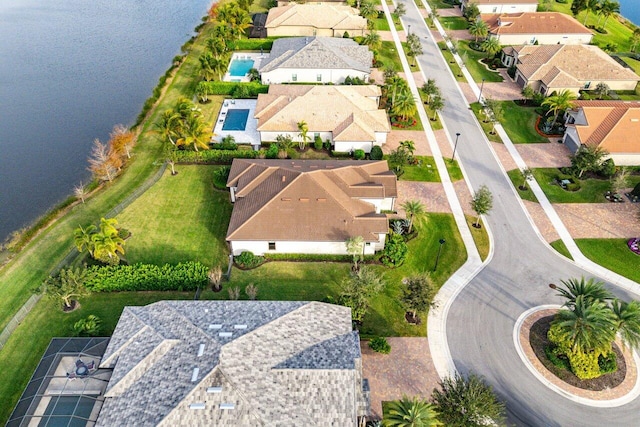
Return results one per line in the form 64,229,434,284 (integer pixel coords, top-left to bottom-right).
361,337,440,419
383,130,431,156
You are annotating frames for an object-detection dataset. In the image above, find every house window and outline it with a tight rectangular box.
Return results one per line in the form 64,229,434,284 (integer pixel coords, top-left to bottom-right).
492,7,497,12
314,132,320,139
317,74,322,82
584,81,591,89
292,74,297,82
268,242,276,250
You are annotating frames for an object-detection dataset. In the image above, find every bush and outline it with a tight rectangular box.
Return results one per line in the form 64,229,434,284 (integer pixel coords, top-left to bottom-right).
314,135,323,150
85,262,209,292
234,251,265,269
197,81,269,97
211,141,238,151
331,151,352,158
598,351,617,374
213,165,231,190
381,233,408,267
370,145,383,160
368,337,391,354
265,253,377,263
175,149,257,164
232,38,275,50
565,182,581,192
266,143,279,159
353,149,365,160
544,345,571,370
599,158,616,178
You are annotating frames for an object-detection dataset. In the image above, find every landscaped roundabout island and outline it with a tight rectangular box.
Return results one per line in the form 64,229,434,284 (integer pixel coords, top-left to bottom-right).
515,278,640,406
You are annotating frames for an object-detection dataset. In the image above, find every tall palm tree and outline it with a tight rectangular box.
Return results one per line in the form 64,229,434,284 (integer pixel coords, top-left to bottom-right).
480,37,501,59
392,91,417,121
582,0,602,25
401,200,425,234
597,0,620,27
468,20,489,43
92,230,125,265
429,95,445,121
363,30,382,52
550,277,612,309
206,35,228,58
384,396,442,427
541,89,577,125
156,110,181,145
554,295,617,354
359,0,378,22
176,115,211,152
612,299,640,350
386,76,407,106
74,225,97,256
297,120,310,150
420,79,439,104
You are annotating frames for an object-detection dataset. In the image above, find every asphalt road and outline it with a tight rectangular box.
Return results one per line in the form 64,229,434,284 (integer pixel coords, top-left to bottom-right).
398,1,640,425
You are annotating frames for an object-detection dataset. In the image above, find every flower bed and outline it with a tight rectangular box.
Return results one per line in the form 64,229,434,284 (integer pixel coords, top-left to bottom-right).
628,238,640,255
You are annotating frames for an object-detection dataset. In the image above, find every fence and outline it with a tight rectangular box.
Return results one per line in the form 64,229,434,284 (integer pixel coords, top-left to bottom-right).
0,295,41,350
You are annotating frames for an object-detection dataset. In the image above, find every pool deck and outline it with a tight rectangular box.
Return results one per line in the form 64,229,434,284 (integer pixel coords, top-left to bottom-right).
212,99,261,147
223,52,269,82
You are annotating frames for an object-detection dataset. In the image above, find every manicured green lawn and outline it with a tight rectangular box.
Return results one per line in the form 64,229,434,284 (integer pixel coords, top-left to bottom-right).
457,40,503,83
373,17,391,32
400,156,440,182
499,101,549,144
441,16,468,30
427,0,454,8
576,239,640,283
466,215,490,261
378,41,403,72
438,42,465,82
445,158,463,181
116,166,232,268
550,239,573,260
533,168,640,203
470,102,502,142
418,94,444,130
507,169,539,203
620,56,640,75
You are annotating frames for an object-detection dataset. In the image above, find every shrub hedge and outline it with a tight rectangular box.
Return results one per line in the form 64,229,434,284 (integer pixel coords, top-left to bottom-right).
175,149,257,164
85,262,208,292
368,337,391,354
234,251,265,269
197,81,269,97
232,38,276,50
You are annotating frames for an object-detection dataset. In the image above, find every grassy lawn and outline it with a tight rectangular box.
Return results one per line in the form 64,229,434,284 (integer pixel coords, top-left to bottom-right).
441,16,468,31
470,102,502,143
378,41,403,72
507,169,539,203
550,239,573,260
373,17,391,32
438,42,465,82
620,56,640,74
499,101,549,144
116,166,232,268
418,93,444,130
533,168,640,203
400,156,440,182
467,215,490,261
576,239,640,283
457,40,503,83
445,158,463,181
427,0,454,8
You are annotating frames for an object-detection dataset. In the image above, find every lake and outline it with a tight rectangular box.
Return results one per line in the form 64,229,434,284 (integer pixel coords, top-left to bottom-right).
619,0,639,26
0,0,213,242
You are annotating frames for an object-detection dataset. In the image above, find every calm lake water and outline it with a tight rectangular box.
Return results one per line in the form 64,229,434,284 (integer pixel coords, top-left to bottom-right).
0,0,212,242
619,0,639,26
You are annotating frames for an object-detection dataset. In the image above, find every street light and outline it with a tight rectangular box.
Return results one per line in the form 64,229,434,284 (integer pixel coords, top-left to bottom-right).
451,132,461,161
477,78,485,103
433,238,446,272
408,24,411,35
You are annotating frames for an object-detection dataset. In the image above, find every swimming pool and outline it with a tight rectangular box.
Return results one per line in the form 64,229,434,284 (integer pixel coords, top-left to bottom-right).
222,109,250,131
41,396,96,426
228,58,254,77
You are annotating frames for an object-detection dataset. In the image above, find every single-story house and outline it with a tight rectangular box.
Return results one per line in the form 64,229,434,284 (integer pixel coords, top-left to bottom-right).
461,0,537,14
265,4,367,37
502,44,640,95
563,100,640,165
482,12,593,45
226,159,396,256
259,37,372,84
95,300,370,426
254,85,390,152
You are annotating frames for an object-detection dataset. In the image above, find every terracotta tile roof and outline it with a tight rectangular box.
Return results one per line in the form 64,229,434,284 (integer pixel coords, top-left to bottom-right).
226,159,395,242
514,44,640,87
569,101,640,153
482,12,591,35
255,85,390,141
265,4,367,32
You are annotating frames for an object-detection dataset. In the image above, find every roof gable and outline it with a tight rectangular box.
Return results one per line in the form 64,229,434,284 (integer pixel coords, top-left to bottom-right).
483,12,591,36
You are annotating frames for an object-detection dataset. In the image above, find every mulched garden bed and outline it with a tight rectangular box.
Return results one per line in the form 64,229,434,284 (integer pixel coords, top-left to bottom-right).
529,315,626,391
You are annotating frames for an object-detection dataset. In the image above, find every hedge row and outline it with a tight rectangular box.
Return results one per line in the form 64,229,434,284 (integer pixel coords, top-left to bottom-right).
85,262,208,292
175,149,258,164
199,81,269,97
232,38,277,50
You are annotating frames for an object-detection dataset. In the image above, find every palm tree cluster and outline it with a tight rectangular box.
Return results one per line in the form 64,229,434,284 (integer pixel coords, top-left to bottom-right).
572,0,620,28
87,124,136,183
358,0,379,28
74,217,126,265
156,98,212,152
548,277,640,379
541,89,576,126
384,72,417,124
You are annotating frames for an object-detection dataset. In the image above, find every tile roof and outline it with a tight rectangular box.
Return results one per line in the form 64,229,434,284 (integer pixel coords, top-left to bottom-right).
96,301,367,426
265,4,367,32
513,44,640,87
569,100,640,153
255,85,390,140
226,159,396,242
483,12,591,35
259,37,372,73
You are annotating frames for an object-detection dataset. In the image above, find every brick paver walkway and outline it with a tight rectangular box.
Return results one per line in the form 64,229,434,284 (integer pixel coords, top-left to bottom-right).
384,130,431,156
436,7,461,17
397,181,450,214
555,202,640,239
481,79,522,101
515,143,572,169
361,337,440,419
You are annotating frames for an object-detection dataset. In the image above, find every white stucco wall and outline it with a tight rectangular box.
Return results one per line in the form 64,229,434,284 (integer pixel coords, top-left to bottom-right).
472,3,538,13
492,33,593,45
334,140,375,153
230,239,385,256
609,154,640,166
374,131,387,145
261,68,369,84
259,131,333,144
267,26,342,37
359,197,395,212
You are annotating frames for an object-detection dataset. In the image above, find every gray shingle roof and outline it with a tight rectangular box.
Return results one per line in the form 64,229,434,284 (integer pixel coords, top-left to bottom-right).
259,36,372,73
96,301,367,426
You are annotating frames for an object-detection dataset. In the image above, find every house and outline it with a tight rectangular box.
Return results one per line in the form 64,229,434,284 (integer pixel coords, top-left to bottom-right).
482,12,593,45
461,0,538,14
259,37,372,84
278,0,347,6
502,44,640,95
254,85,390,152
563,100,640,165
265,4,367,37
95,300,370,426
226,159,396,256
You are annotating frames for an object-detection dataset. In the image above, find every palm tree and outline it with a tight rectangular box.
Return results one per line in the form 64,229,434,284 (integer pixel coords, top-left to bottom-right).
429,95,445,121
580,0,601,25
176,115,211,152
392,91,417,122
359,0,378,22
199,51,218,81
401,200,425,234
468,20,488,43
480,37,501,60
596,0,620,27
363,30,382,52
156,109,181,145
74,225,97,256
399,140,415,157
384,396,442,427
612,299,640,350
554,295,617,354
206,35,228,58
92,230,125,265
297,120,310,150
386,75,407,106
420,79,439,104
541,89,577,125
217,2,251,40
550,277,612,309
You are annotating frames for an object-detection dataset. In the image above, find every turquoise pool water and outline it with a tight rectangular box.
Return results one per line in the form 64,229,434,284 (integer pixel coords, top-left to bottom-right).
229,58,254,77
222,109,249,131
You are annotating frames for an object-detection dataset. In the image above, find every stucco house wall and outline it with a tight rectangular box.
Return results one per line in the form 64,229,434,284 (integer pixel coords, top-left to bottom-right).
230,238,384,256
267,26,335,37
261,68,369,84
463,2,538,13
492,33,593,45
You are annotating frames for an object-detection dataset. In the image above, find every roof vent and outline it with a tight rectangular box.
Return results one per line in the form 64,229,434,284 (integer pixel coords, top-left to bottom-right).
207,386,223,394
632,119,639,122
219,332,233,338
317,198,326,202
299,198,309,202
191,367,200,382
220,403,235,410
190,403,206,410
282,175,286,182
209,324,223,329
281,197,291,201
197,344,205,357
234,324,247,329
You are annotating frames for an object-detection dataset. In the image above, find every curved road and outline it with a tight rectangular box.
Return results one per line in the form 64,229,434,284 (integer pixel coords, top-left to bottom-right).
398,1,640,425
